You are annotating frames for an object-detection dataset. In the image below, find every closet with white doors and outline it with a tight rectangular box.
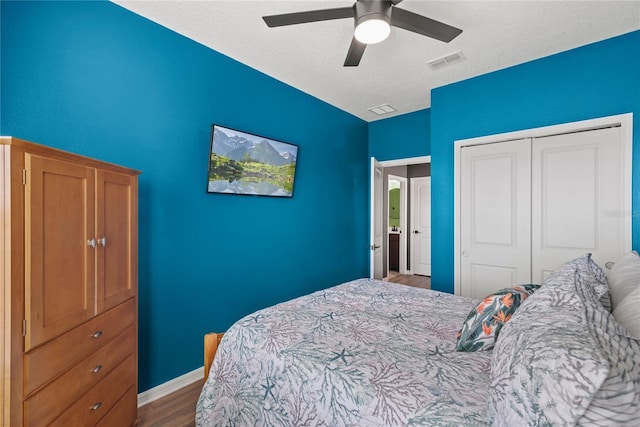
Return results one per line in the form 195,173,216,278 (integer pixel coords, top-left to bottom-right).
458,120,630,299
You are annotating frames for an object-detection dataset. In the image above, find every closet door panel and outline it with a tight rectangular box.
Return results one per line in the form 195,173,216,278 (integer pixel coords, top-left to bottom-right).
460,139,531,298
531,126,625,283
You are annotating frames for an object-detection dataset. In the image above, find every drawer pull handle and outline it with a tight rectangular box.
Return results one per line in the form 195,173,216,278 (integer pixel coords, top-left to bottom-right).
91,330,103,339
98,237,107,247
91,365,103,374
90,402,102,411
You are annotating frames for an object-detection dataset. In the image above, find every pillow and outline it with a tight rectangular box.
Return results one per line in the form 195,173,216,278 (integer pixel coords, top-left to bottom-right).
575,253,612,311
488,266,640,426
546,253,612,311
608,251,640,310
613,286,640,339
487,268,609,426
455,284,540,352
577,277,640,424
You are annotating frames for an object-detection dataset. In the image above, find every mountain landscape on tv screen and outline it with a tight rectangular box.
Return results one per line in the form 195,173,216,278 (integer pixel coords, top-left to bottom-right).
212,127,296,166
208,126,298,197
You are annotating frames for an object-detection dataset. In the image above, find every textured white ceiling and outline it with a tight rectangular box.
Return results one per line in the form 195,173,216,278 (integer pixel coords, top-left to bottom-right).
112,0,640,121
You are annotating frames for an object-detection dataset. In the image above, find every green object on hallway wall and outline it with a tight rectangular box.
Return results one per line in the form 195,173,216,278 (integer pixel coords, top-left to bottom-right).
389,188,400,227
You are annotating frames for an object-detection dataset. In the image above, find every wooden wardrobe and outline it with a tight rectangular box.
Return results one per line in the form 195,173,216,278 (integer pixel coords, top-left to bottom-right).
1,137,140,426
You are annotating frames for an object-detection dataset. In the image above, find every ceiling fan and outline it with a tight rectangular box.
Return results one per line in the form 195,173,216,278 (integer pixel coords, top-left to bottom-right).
263,0,463,67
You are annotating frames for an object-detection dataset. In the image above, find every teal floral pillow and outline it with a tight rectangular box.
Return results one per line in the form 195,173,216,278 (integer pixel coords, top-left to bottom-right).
456,284,541,352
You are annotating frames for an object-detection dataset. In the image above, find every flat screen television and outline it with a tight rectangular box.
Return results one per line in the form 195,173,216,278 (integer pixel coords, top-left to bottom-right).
207,124,298,197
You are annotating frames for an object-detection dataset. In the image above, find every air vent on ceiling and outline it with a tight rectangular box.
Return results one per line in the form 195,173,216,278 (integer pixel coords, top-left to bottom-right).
368,103,397,116
426,50,466,71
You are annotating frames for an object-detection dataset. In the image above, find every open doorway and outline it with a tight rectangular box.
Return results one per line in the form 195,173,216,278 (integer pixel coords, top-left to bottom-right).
370,156,431,290
387,175,407,276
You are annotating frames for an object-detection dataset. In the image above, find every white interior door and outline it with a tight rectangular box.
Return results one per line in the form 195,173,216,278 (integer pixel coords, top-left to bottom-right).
370,158,383,279
531,126,626,282
460,139,532,298
411,177,431,276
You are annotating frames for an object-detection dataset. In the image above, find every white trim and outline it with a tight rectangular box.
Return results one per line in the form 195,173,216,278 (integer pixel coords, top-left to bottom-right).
454,142,462,295
399,176,409,275
137,366,203,408
621,115,634,259
370,157,380,278
453,113,633,295
452,114,632,148
379,155,431,167
371,155,432,277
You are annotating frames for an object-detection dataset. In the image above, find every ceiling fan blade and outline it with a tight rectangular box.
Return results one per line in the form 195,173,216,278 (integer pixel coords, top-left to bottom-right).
263,6,354,27
344,37,367,67
391,7,462,42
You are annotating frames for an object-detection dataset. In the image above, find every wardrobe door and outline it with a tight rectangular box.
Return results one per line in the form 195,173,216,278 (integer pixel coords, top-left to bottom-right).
531,126,626,283
24,155,95,350
460,139,531,298
95,169,137,313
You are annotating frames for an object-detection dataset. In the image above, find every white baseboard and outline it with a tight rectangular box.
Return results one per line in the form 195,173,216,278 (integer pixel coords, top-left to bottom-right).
137,366,204,408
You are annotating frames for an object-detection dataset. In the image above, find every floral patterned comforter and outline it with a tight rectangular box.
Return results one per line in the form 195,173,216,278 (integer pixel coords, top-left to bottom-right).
196,279,492,426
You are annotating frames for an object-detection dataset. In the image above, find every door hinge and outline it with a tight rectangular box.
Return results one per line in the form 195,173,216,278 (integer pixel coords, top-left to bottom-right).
22,169,27,185
22,319,27,336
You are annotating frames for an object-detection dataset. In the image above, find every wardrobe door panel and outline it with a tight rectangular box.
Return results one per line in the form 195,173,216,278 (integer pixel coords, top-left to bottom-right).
460,139,531,298
532,126,625,283
25,155,95,350
96,170,137,312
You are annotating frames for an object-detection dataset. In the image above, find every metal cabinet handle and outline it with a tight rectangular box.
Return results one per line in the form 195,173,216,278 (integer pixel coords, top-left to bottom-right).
91,365,103,374
91,330,103,339
413,230,421,234
90,402,102,411
87,238,96,248
97,237,107,247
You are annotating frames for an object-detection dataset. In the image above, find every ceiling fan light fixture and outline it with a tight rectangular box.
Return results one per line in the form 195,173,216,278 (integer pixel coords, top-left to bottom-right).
354,14,391,44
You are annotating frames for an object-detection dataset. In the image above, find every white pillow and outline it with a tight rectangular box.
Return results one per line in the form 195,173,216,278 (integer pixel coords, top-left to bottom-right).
613,286,640,339
607,251,640,310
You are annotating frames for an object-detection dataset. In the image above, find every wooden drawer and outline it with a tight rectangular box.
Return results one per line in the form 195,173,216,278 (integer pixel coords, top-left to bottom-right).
95,386,137,427
24,326,135,426
49,353,136,427
24,298,135,395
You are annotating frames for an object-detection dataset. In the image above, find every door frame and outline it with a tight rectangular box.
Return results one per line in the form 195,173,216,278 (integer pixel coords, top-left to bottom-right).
453,113,633,295
370,155,431,279
370,158,383,279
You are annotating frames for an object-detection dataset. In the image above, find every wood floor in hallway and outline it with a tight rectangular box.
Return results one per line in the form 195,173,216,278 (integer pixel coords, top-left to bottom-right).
386,271,431,289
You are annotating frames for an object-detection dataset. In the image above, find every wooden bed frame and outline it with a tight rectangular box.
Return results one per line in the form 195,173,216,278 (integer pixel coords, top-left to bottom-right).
204,332,224,381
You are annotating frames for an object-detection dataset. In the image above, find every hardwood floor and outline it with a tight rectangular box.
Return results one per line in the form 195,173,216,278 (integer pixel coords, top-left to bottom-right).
136,277,430,426
138,379,202,427
386,271,431,289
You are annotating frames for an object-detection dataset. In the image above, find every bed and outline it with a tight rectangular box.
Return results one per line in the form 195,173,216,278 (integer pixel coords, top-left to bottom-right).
196,254,640,426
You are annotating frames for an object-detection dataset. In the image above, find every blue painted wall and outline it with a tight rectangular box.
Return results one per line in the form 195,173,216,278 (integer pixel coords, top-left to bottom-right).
430,31,640,294
1,1,369,391
368,108,431,160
